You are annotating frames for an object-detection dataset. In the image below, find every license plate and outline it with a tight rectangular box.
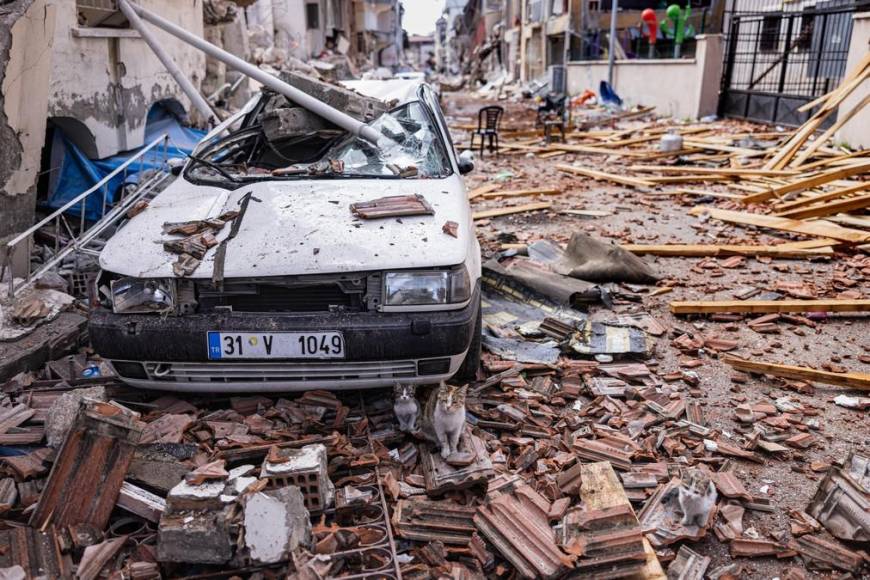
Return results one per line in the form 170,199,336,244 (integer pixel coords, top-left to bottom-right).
207,331,345,360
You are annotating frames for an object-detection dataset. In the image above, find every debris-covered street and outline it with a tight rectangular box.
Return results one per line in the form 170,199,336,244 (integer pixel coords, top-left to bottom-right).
0,0,868,578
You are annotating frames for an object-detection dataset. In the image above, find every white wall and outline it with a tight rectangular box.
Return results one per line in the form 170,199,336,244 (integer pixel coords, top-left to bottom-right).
48,0,206,158
836,12,869,149
566,35,724,120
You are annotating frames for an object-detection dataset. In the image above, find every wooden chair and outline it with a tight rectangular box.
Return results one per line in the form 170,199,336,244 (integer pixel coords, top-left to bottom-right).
469,106,504,156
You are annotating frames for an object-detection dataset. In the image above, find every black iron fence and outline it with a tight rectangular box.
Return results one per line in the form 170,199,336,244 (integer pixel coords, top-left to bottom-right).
719,0,867,126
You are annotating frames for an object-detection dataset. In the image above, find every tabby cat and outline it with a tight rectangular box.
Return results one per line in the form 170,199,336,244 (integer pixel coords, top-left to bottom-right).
419,382,467,459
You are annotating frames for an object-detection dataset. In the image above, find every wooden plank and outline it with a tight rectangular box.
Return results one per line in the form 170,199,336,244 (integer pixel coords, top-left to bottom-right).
772,182,868,212
792,94,870,166
622,242,835,258
740,161,870,204
550,143,651,157
795,149,869,172
557,164,655,188
117,481,165,523
692,207,870,244
472,202,552,220
479,188,561,199
467,183,499,200
767,65,870,170
828,214,870,229
580,463,666,580
628,165,799,177
666,189,747,200
683,139,767,156
670,299,870,314
776,193,870,220
721,355,870,391
538,150,567,159
645,175,733,184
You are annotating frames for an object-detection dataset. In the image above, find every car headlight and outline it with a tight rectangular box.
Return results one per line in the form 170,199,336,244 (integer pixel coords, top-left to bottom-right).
110,277,174,314
384,268,471,306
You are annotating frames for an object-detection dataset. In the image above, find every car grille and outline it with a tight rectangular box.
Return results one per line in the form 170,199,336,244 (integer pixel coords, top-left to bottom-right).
197,283,361,313
146,360,418,383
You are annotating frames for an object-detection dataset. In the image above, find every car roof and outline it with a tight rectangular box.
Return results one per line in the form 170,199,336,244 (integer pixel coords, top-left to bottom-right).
340,78,424,106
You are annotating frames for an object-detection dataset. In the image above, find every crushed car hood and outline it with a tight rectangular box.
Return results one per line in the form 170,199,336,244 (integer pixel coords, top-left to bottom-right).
99,176,472,279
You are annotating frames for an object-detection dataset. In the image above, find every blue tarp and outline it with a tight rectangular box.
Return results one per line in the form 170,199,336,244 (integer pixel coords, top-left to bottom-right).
47,104,207,221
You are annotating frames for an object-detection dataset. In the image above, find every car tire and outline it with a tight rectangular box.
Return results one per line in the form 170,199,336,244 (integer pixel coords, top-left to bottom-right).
455,297,482,382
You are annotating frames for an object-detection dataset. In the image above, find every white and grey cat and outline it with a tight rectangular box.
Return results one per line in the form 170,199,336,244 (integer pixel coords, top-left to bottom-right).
393,384,419,432
676,469,718,526
419,383,467,459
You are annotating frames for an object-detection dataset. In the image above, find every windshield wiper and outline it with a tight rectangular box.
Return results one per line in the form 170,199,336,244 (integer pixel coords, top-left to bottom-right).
187,153,242,183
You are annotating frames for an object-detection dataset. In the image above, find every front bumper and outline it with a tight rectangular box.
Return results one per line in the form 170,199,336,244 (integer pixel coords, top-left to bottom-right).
89,287,479,392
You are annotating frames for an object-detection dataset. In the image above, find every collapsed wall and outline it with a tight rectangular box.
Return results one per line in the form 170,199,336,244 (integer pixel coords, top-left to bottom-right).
0,0,55,239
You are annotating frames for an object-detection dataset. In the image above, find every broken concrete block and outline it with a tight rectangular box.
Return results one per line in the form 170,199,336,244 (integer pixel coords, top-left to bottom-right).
263,107,331,141
157,505,235,564
281,70,388,123
127,446,192,494
243,487,312,564
43,386,106,448
166,478,226,512
261,444,334,512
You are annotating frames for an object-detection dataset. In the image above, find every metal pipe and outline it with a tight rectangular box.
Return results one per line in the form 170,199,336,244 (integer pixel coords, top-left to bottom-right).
122,1,381,144
607,0,618,86
117,0,216,125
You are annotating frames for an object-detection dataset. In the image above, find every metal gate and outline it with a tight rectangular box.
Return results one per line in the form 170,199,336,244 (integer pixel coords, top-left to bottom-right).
719,0,863,126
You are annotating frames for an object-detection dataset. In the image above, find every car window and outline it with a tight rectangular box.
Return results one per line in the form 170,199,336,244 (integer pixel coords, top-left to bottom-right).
184,95,452,187
326,101,452,178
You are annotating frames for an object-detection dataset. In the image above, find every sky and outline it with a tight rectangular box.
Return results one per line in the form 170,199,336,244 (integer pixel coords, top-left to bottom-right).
401,0,445,36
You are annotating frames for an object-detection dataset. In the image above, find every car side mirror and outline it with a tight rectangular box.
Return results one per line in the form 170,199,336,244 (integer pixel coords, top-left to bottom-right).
458,150,475,175
168,157,186,176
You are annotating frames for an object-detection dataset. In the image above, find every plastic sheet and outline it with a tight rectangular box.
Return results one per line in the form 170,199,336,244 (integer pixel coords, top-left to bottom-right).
47,104,206,220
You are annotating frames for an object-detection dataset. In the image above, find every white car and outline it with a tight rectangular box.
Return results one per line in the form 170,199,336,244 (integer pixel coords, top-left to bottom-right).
90,80,481,392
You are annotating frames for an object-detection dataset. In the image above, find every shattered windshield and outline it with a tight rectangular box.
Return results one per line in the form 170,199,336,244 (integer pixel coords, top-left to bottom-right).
184,98,452,187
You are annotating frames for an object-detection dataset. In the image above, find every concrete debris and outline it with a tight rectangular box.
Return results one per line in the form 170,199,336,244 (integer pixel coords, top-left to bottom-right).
243,487,312,564
261,443,334,512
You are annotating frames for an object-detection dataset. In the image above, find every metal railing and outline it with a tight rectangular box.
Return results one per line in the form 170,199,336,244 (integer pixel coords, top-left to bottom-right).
2,134,171,297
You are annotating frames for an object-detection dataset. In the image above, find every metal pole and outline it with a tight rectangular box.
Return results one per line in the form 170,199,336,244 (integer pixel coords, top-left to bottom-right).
607,0,618,86
117,0,216,125
121,0,381,144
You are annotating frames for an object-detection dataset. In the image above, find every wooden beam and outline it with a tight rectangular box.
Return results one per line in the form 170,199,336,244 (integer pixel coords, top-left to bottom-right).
792,94,870,166
794,149,869,172
628,165,799,177
472,202,552,220
772,182,868,212
670,299,870,314
776,193,870,220
557,164,655,188
467,183,499,200
645,175,734,184
740,161,870,204
622,242,835,258
479,188,561,199
692,207,870,244
721,355,870,391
